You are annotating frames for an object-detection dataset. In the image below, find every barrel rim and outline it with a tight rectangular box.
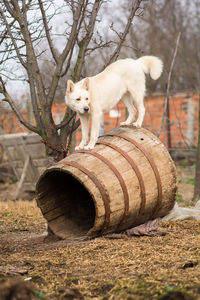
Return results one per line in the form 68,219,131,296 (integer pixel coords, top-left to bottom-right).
35,166,101,238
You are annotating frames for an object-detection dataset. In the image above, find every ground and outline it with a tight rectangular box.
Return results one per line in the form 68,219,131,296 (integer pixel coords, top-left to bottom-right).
0,164,199,300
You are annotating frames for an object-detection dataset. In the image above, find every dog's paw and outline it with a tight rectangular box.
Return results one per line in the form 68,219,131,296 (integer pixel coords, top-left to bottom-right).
75,145,84,151
120,121,131,126
132,122,141,128
83,143,95,150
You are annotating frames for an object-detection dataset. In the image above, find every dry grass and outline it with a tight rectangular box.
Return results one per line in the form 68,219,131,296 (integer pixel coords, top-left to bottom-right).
0,165,200,299
0,200,46,233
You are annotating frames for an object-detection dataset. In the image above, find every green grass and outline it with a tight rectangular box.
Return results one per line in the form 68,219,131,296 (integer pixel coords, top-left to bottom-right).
177,194,183,203
185,177,195,185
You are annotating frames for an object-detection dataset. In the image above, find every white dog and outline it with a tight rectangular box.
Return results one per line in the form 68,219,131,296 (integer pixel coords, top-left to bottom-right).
65,56,163,150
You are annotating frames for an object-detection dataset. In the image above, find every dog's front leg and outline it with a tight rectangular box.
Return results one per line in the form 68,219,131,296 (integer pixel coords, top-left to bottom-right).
84,112,102,150
75,114,89,150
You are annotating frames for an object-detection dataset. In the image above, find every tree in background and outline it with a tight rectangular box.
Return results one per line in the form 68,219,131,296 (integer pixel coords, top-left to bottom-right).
111,0,199,93
190,0,200,202
139,0,200,201
0,0,145,162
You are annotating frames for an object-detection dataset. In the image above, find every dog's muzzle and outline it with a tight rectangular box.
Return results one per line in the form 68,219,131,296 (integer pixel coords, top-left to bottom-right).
83,106,90,113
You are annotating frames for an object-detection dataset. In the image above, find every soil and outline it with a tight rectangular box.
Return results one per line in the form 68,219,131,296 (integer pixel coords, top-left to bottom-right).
0,164,199,300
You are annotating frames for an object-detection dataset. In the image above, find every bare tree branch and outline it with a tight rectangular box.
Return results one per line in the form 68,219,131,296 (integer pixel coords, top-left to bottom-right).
104,0,143,67
38,0,58,64
47,0,84,105
72,0,101,81
55,111,76,130
0,7,27,69
0,19,15,45
157,32,181,137
3,0,13,16
60,0,89,78
5,0,47,108
0,76,39,133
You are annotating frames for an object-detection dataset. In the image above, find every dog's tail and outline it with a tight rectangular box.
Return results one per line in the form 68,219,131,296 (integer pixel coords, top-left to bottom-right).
137,56,163,80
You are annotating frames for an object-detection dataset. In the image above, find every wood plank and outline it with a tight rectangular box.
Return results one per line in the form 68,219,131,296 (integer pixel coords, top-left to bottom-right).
14,155,30,199
0,132,46,190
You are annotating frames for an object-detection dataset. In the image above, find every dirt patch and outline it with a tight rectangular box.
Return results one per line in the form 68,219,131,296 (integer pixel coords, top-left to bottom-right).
0,165,199,299
0,199,200,300
176,164,195,206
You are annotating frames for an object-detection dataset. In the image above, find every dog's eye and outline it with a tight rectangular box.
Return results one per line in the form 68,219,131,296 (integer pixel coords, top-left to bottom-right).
86,97,88,101
76,98,81,101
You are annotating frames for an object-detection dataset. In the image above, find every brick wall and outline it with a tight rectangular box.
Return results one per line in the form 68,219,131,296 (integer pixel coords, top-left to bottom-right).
75,92,199,149
1,92,199,149
0,110,29,134
93,92,199,149
143,93,199,148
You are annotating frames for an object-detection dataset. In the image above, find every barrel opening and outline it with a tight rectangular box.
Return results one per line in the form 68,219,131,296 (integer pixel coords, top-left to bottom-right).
36,169,96,239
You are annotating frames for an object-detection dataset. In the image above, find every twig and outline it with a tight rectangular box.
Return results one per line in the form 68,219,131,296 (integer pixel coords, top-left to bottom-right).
103,0,142,68
0,6,27,69
72,0,101,82
157,32,181,137
0,76,39,133
38,0,58,64
171,96,192,148
55,111,76,130
47,0,84,104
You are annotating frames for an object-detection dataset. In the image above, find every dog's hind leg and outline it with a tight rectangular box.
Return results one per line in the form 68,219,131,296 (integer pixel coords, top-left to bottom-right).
132,96,145,128
128,88,145,128
120,92,136,126
132,101,145,128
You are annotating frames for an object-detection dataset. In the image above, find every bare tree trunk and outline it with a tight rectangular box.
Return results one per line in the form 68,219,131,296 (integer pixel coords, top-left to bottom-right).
194,92,200,202
166,93,171,151
158,32,181,138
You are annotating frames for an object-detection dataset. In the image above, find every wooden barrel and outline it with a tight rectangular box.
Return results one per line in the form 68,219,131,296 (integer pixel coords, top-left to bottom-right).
36,126,177,240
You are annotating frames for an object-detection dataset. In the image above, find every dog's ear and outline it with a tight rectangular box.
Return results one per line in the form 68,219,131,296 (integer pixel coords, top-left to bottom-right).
82,77,89,91
67,80,74,93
